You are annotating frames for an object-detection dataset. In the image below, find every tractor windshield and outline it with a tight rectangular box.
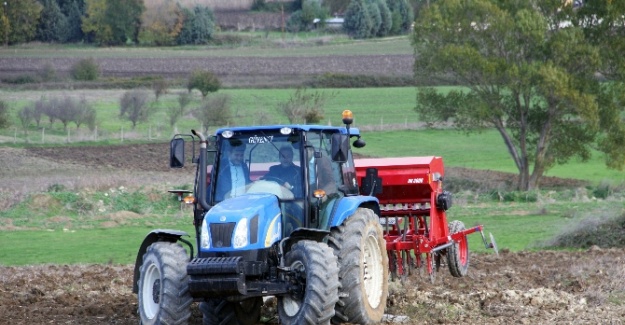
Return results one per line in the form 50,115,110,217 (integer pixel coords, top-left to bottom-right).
212,130,304,203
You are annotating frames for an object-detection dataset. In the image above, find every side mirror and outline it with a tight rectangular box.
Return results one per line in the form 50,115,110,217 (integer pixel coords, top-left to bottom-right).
331,133,349,162
353,137,366,148
170,138,185,168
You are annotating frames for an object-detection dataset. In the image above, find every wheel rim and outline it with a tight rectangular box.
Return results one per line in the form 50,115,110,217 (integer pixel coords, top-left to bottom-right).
282,260,304,317
142,263,161,320
363,233,383,308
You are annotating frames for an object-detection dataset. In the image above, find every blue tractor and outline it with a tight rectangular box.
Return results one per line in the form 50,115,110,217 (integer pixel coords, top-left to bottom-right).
132,111,388,325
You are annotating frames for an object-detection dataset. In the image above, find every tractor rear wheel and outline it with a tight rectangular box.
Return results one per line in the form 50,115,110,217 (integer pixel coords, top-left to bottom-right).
447,220,469,277
138,241,192,325
200,297,262,325
328,208,388,325
278,240,339,325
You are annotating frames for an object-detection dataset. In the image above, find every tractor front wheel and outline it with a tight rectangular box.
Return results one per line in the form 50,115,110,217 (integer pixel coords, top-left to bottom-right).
278,240,339,325
138,241,192,325
200,297,262,325
328,208,388,325
447,220,470,277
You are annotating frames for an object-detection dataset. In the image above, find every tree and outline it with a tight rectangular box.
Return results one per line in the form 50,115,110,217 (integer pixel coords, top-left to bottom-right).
1,0,43,45
55,97,76,131
193,94,231,133
187,70,221,98
82,0,112,44
176,6,215,45
138,0,183,46
278,88,335,124
0,100,10,129
106,0,144,44
167,92,192,128
287,0,327,32
324,0,351,15
82,0,144,45
412,0,625,190
376,0,392,37
73,97,96,131
366,0,382,37
36,0,69,43
152,78,168,101
119,89,152,130
343,0,372,39
18,106,34,137
574,1,625,170
387,0,413,34
59,0,86,42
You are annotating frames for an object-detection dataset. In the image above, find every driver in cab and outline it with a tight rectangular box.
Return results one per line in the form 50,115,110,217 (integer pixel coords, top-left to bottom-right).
263,145,302,197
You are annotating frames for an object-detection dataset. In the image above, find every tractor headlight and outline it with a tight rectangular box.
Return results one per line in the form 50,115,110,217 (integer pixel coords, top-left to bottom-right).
264,213,281,247
200,218,210,249
233,218,248,248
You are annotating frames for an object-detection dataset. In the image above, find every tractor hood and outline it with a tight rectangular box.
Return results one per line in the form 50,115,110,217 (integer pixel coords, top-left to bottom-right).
200,193,282,252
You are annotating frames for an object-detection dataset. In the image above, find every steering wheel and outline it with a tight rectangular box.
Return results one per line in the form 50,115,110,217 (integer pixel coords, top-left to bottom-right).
262,175,285,185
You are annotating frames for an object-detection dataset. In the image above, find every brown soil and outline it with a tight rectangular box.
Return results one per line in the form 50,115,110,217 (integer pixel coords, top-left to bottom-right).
1,143,623,324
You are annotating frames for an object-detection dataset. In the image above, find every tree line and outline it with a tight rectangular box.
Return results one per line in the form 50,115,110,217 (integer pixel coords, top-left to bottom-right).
0,0,419,47
0,0,216,46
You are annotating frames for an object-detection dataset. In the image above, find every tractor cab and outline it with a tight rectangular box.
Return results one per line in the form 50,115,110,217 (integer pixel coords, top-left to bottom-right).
204,124,362,236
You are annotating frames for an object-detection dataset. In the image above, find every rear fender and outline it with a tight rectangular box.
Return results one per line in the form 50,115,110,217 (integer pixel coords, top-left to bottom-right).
329,196,379,228
132,229,190,294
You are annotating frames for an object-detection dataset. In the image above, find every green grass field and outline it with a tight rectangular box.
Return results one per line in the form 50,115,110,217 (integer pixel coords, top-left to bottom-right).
3,85,622,185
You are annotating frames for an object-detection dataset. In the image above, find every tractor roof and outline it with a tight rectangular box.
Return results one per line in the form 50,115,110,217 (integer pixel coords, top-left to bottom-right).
215,124,360,136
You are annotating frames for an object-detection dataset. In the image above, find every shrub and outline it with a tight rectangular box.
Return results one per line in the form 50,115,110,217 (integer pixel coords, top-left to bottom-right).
187,70,221,97
287,11,307,32
38,63,57,82
542,212,625,249
2,74,39,84
490,190,538,202
70,58,100,81
590,180,624,199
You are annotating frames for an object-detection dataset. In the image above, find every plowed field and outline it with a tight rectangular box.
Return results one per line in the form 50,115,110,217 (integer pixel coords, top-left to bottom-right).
1,144,624,324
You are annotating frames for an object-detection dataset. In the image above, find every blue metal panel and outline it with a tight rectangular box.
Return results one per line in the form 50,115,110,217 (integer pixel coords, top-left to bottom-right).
329,195,379,227
201,193,281,253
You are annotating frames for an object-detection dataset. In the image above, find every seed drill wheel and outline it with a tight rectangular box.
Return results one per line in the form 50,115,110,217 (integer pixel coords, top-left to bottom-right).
447,220,470,277
328,208,389,325
200,297,262,325
138,242,192,325
278,240,339,325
